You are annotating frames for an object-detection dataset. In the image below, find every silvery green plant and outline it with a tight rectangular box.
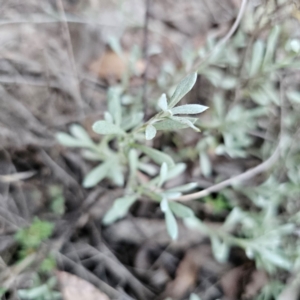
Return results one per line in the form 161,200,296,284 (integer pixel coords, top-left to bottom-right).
57,73,208,239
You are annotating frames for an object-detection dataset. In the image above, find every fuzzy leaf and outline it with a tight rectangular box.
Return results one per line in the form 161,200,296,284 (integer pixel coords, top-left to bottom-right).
170,104,208,115
166,163,186,180
92,120,125,135
170,116,200,132
136,145,175,168
167,182,197,193
263,25,280,67
158,162,168,187
108,162,124,186
249,40,264,76
169,202,194,218
102,195,137,225
56,133,83,147
83,161,110,188
69,124,93,145
200,152,212,178
286,90,300,104
165,209,178,240
211,236,229,263
169,73,197,108
145,124,157,140
107,87,122,126
160,197,169,212
154,118,197,131
158,93,168,111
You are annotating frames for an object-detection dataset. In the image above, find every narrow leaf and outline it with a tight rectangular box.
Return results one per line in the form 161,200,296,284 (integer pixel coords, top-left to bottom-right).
102,195,137,225
170,116,200,132
136,145,175,168
92,120,125,135
122,112,144,131
166,163,186,180
249,40,264,76
263,25,280,67
145,124,157,140
160,197,169,212
211,236,229,263
169,73,197,108
108,162,124,186
154,118,197,131
83,161,110,188
158,93,168,111
170,104,208,115
165,209,178,240
286,90,300,104
69,124,93,145
56,133,83,147
169,202,194,218
200,152,212,178
107,86,122,126
158,162,168,187
167,182,197,193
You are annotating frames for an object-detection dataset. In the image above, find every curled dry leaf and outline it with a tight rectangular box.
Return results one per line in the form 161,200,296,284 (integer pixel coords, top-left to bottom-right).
57,271,110,300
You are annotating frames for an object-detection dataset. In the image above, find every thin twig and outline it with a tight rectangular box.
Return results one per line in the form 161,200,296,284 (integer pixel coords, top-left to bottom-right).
56,0,85,117
142,0,151,119
173,77,285,202
191,0,248,72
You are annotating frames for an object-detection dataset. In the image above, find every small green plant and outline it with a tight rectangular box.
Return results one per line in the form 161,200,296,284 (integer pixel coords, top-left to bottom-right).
15,217,54,258
18,275,60,300
56,3,300,293
57,73,208,240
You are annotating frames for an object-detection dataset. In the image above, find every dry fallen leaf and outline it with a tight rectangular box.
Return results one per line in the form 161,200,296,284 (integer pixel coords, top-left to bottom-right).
162,245,228,300
57,271,110,300
89,50,145,81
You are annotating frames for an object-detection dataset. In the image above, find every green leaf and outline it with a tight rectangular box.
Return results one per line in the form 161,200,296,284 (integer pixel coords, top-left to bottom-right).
249,40,264,76
189,293,201,300
56,133,83,147
160,197,169,212
15,217,54,249
102,195,137,225
165,209,178,240
136,145,175,168
170,116,200,132
162,192,182,199
154,118,197,131
122,112,144,131
259,248,292,270
108,36,123,57
104,111,114,123
158,162,168,187
170,104,208,115
107,87,122,126
211,236,229,263
167,182,197,193
200,152,212,178
169,202,194,218
166,163,186,180
263,25,280,67
129,149,138,174
83,161,110,188
220,76,237,89
92,120,125,135
286,90,300,104
145,124,157,140
169,73,197,108
158,93,168,111
108,162,124,186
69,124,93,144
